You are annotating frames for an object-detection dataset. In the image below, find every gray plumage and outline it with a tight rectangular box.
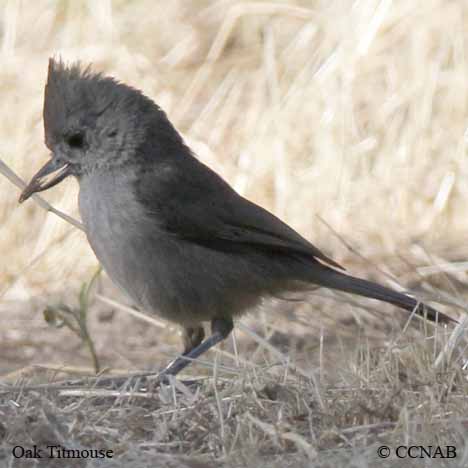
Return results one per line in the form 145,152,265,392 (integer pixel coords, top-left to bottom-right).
20,59,453,376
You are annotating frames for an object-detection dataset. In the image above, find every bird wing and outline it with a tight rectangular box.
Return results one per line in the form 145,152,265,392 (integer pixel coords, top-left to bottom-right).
208,193,344,269
136,158,344,270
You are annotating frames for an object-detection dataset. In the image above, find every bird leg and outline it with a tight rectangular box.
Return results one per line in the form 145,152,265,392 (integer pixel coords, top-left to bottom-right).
44,318,233,391
182,326,205,355
159,317,233,379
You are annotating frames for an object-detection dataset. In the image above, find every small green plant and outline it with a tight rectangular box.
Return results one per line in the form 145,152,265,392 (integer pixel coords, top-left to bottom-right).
43,266,103,374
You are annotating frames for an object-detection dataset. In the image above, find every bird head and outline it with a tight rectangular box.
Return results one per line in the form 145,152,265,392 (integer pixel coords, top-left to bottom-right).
19,58,173,202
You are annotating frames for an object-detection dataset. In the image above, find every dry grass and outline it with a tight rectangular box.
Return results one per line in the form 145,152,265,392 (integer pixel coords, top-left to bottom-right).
1,1,468,466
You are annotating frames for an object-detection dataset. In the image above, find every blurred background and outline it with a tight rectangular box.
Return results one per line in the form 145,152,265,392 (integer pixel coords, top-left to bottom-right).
0,0,467,376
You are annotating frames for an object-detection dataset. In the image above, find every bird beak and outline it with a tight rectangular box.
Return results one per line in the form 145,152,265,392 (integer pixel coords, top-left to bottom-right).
19,156,71,203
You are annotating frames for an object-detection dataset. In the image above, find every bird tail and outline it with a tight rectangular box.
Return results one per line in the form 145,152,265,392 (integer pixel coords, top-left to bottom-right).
306,264,454,324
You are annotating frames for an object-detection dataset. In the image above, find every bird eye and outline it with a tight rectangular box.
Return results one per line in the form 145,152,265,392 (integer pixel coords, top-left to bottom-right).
66,132,85,149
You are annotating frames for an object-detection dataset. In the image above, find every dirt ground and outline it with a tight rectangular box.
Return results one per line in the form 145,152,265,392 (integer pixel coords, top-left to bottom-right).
2,260,468,467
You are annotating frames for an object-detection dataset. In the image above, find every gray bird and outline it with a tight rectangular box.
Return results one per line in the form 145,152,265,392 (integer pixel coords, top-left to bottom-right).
20,59,453,378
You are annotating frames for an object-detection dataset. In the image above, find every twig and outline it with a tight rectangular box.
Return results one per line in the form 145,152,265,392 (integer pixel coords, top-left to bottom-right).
434,315,468,369
0,156,83,231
